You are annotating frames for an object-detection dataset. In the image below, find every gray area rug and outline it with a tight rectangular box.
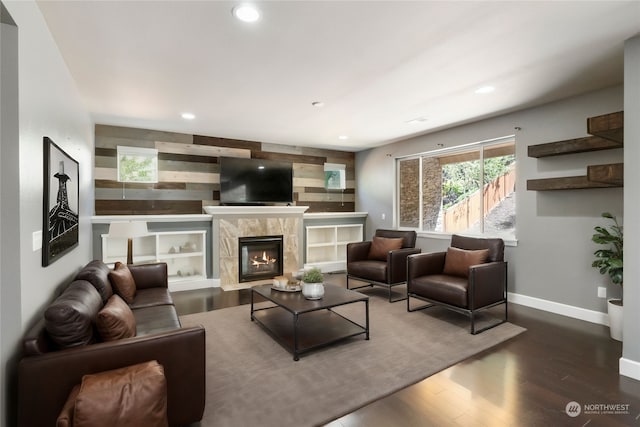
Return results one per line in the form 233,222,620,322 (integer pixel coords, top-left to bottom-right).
180,293,525,427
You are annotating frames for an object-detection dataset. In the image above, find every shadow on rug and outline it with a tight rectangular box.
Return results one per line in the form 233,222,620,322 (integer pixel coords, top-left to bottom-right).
180,294,525,427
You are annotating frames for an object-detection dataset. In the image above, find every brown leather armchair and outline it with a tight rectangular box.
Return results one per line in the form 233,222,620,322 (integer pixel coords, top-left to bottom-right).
407,234,507,334
346,229,420,302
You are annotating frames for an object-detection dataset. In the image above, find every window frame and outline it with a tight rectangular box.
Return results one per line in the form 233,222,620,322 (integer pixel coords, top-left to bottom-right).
116,146,159,184
395,135,516,241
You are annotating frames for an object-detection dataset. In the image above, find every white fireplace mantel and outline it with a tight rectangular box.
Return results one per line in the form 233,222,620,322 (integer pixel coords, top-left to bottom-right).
204,205,309,217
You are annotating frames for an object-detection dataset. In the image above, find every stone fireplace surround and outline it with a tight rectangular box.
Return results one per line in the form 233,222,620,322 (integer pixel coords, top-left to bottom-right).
204,206,308,290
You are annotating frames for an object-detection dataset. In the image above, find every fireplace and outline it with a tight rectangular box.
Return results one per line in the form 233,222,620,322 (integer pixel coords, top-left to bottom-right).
238,235,284,283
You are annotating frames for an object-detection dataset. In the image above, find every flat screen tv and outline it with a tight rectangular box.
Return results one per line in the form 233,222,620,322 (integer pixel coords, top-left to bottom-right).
219,157,293,205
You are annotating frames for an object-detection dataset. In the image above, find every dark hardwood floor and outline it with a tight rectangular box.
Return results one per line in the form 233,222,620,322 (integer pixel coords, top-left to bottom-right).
173,273,640,427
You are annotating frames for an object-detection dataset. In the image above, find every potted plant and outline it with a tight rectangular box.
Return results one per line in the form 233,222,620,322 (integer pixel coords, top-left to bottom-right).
301,267,325,300
592,212,623,341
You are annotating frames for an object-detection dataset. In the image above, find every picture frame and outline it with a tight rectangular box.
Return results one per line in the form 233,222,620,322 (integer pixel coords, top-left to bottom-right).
42,136,79,266
324,162,346,190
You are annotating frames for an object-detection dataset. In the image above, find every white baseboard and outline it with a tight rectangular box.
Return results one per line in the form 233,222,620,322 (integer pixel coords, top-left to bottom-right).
620,357,640,381
508,292,608,326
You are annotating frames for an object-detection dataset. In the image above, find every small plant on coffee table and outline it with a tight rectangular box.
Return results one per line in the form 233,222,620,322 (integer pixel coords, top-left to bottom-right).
302,267,324,284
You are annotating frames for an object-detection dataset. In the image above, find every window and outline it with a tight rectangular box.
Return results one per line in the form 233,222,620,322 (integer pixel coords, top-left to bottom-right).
397,137,516,237
117,146,158,183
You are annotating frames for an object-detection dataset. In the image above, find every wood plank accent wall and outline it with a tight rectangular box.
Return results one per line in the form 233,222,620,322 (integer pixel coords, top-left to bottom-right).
94,125,356,215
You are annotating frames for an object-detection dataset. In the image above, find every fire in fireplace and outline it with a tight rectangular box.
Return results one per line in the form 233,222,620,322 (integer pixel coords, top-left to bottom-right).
238,235,283,283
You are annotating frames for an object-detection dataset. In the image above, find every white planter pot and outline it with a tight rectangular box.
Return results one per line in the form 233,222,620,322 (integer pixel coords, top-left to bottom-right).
607,299,623,341
301,281,324,300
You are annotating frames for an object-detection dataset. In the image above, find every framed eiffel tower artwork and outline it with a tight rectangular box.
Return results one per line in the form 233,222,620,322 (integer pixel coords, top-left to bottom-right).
42,137,79,266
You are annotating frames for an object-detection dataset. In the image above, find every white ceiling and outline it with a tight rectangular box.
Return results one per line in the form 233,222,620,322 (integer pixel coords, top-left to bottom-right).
37,1,640,152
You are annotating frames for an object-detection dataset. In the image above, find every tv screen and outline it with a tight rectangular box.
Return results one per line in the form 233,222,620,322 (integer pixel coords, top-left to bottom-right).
219,157,293,205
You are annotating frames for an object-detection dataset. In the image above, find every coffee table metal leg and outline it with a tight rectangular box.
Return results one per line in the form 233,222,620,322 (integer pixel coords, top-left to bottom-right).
365,299,370,340
250,289,255,321
293,313,300,361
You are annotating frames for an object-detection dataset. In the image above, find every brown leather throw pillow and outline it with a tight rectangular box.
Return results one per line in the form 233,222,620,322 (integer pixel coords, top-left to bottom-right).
70,360,168,427
368,236,404,261
96,294,136,342
108,262,136,303
442,247,490,278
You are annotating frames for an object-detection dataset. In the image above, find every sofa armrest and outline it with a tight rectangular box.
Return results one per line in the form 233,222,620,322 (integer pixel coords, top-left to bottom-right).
18,325,205,427
347,241,372,263
469,261,508,309
388,247,421,283
407,251,446,281
129,262,168,290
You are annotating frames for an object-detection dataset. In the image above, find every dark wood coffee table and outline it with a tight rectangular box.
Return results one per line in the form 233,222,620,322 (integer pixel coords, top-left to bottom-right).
251,283,369,361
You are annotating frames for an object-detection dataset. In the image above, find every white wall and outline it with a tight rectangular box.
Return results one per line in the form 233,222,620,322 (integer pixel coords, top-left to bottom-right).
621,34,640,380
1,1,93,424
1,4,19,427
357,85,624,317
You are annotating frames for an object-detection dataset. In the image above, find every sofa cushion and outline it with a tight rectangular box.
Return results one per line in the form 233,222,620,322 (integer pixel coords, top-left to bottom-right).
96,294,136,342
347,260,387,283
75,260,113,304
109,262,136,304
442,247,490,278
368,236,404,261
70,360,168,427
133,305,181,336
129,287,174,310
44,280,103,349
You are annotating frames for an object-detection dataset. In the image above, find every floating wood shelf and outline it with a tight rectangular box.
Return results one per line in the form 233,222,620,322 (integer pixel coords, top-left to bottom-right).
527,111,623,191
527,135,622,158
587,163,623,185
526,174,623,191
587,111,624,143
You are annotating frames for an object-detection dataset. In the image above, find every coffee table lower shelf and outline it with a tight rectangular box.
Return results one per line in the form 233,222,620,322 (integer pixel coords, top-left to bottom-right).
251,306,368,361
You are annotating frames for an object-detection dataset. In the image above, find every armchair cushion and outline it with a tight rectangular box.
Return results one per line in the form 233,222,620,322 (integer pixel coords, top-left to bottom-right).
109,262,137,304
442,247,490,278
368,236,404,261
96,295,136,342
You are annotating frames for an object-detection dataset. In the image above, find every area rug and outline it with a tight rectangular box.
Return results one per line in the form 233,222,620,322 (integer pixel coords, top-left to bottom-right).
180,293,525,427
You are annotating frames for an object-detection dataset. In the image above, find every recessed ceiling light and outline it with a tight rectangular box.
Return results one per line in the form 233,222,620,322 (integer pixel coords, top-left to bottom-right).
406,117,428,125
181,112,195,120
475,86,495,94
311,101,325,108
232,4,260,22
338,135,349,140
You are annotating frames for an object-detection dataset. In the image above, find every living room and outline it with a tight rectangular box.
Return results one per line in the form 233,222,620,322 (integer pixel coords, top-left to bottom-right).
2,1,640,426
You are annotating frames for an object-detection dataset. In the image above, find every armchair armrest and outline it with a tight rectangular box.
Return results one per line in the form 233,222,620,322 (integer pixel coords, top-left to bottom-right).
469,261,508,308
129,262,168,290
388,247,421,283
18,325,205,427
407,251,446,281
347,241,372,263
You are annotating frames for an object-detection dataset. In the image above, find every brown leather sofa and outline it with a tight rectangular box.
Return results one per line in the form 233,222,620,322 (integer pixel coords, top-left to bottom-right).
407,234,507,334
346,229,420,302
18,260,205,427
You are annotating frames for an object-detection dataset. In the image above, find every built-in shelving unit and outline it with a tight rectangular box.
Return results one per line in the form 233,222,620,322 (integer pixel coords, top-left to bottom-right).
101,230,207,287
526,111,624,191
305,224,363,272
